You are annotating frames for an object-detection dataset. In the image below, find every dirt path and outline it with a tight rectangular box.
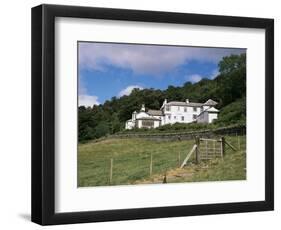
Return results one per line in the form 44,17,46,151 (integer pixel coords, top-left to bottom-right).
133,166,195,184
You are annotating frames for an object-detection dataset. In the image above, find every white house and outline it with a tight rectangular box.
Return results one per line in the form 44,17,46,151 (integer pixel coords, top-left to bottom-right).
196,99,220,123
125,104,162,129
125,99,219,129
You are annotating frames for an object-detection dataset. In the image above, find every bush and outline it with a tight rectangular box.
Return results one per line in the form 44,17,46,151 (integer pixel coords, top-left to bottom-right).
216,97,246,125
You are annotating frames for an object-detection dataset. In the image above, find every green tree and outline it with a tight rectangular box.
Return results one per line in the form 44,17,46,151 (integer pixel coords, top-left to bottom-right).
94,121,110,139
216,53,246,106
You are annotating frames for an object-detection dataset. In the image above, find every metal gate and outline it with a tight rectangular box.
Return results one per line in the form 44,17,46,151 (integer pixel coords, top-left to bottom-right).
197,137,224,160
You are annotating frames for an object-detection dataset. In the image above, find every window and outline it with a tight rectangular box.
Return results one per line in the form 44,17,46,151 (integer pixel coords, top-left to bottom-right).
166,106,170,111
184,107,187,112
178,106,180,111
181,116,184,121
174,116,176,120
168,115,171,120
193,107,197,112
193,114,197,120
142,120,154,128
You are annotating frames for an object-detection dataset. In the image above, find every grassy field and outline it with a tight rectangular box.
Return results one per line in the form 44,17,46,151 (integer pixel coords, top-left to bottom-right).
78,136,246,187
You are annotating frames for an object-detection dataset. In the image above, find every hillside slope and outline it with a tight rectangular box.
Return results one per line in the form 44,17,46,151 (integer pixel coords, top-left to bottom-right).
79,53,246,142
78,135,246,187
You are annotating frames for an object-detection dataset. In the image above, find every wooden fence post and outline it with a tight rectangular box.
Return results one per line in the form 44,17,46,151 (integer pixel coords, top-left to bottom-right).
150,153,153,176
109,158,113,184
238,135,241,150
195,136,200,164
180,144,197,168
163,171,167,183
236,133,241,150
213,140,215,157
221,137,225,157
205,140,208,158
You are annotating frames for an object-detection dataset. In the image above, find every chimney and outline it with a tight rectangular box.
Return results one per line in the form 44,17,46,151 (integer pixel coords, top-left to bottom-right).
186,99,189,103
141,104,145,112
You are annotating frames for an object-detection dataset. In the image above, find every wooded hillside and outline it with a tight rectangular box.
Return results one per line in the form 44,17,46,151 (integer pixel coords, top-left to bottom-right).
79,53,246,142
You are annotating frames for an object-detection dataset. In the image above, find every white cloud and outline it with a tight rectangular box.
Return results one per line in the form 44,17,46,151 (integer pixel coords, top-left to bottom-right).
79,95,100,107
210,68,219,79
79,42,245,76
118,85,143,97
186,74,203,83
78,74,100,107
185,68,219,83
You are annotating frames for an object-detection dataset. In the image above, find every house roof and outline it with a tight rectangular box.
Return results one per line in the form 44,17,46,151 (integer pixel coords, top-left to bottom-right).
204,99,218,106
166,101,203,107
147,109,163,116
206,107,219,112
197,106,219,118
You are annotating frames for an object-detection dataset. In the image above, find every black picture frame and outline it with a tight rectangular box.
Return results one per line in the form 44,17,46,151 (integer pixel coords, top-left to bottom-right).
31,4,274,225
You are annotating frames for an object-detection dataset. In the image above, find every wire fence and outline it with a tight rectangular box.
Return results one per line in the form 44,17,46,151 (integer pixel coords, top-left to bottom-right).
78,133,246,187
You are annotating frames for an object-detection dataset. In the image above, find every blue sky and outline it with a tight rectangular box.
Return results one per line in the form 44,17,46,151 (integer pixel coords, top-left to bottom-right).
78,42,245,106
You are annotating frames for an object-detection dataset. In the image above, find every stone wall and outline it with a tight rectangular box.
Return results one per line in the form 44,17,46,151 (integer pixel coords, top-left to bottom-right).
109,124,246,142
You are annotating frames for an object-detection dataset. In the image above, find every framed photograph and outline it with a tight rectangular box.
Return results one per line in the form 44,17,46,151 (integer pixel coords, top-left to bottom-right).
31,4,274,225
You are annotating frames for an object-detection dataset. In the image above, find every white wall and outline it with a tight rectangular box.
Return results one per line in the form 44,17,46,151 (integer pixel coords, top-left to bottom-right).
154,120,161,128
197,111,218,123
125,120,134,129
208,113,218,123
163,105,200,124
0,0,279,229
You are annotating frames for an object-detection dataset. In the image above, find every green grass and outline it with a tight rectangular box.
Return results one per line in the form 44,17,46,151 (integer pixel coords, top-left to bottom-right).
165,147,246,184
78,135,246,187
